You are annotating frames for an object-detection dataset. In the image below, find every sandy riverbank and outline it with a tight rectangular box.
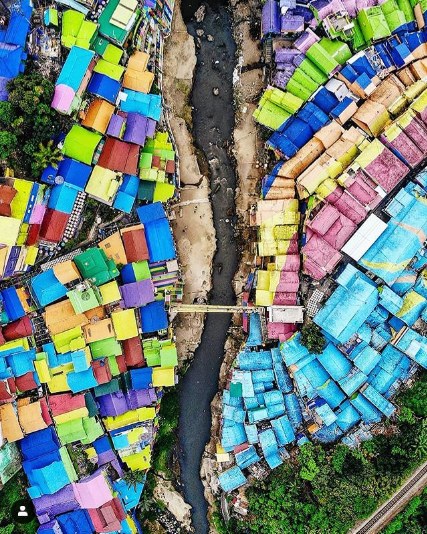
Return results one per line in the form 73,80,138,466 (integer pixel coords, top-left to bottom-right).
199,0,265,527
163,0,216,365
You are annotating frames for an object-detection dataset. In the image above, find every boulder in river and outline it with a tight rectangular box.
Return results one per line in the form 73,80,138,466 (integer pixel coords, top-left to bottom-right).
213,87,219,96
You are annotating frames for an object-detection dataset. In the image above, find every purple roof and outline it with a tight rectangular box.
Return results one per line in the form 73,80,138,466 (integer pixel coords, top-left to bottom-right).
107,114,126,138
120,279,155,308
294,29,320,53
281,14,304,33
262,0,281,36
126,387,157,409
33,484,80,521
123,113,156,146
97,449,117,466
97,391,129,417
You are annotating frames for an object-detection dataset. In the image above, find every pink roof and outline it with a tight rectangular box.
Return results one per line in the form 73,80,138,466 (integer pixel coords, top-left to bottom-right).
29,204,47,225
346,169,380,208
303,232,342,280
276,271,299,293
49,393,86,416
308,204,357,249
403,116,427,153
73,472,113,509
267,322,296,341
382,130,423,169
273,292,298,305
279,254,300,272
52,85,75,114
364,146,409,193
327,188,367,224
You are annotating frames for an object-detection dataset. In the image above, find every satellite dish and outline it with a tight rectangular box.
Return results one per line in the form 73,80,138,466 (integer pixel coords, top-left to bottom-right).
81,291,91,301
54,175,64,185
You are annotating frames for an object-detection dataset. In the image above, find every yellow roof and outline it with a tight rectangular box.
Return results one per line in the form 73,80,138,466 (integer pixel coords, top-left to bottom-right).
35,358,51,383
47,364,73,393
44,300,89,335
99,232,127,266
0,403,23,442
10,179,32,219
25,245,38,266
0,338,29,355
152,367,175,387
104,407,156,430
99,281,121,304
53,260,81,284
0,247,8,276
17,400,47,434
53,407,89,425
122,446,151,471
0,216,21,246
85,165,121,204
83,318,114,343
111,309,138,340
82,98,115,134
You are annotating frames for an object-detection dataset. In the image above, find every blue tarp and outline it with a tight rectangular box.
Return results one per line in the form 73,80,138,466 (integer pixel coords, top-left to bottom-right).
58,510,94,534
137,203,176,262
218,466,246,492
139,300,168,333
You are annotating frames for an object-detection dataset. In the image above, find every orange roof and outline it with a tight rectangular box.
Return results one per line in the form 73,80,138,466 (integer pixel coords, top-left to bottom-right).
123,69,154,93
44,299,89,335
99,231,127,266
53,260,81,285
82,98,116,134
127,51,149,71
84,305,107,322
0,403,23,442
17,399,47,434
83,318,114,343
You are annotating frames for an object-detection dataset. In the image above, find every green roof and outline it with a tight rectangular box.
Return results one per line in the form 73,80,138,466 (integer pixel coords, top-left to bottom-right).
90,337,122,358
67,286,102,313
93,59,125,81
132,261,151,281
160,343,178,367
93,378,120,397
357,7,391,42
59,446,78,481
63,125,102,165
97,0,131,44
74,248,119,286
103,43,123,64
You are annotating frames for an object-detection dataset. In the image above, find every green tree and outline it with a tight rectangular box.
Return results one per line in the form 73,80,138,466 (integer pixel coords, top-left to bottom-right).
122,470,146,489
32,140,63,177
300,322,326,354
0,131,17,161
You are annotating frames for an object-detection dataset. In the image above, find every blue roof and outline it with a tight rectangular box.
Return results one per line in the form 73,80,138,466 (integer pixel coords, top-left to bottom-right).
29,460,71,496
58,510,94,534
139,300,168,333
316,378,346,409
47,183,78,214
218,466,246,492
142,219,175,262
87,72,121,103
113,479,144,511
271,415,295,445
221,421,247,451
130,368,153,389
317,344,352,381
351,392,382,423
314,265,378,344
238,350,272,370
67,368,98,393
235,445,260,469
58,158,92,190
120,89,162,121
259,429,282,469
335,401,360,432
31,269,68,307
1,287,25,321
19,427,60,460
57,46,95,92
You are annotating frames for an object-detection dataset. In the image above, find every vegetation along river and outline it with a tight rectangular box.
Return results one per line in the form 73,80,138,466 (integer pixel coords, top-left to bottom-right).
177,1,238,532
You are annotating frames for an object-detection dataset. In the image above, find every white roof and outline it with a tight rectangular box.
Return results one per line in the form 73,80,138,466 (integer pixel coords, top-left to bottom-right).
268,306,304,323
341,214,387,261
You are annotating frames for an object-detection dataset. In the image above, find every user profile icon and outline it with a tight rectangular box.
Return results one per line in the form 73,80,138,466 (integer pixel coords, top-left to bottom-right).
11,499,35,524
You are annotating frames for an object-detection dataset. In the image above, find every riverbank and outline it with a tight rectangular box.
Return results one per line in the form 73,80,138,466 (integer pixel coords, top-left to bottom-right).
163,0,216,366
200,0,265,527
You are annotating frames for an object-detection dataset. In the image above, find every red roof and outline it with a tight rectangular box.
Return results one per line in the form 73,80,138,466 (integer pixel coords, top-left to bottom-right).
0,327,4,346
3,316,33,341
98,138,139,175
0,378,14,402
39,209,70,243
122,227,149,262
40,398,52,426
49,393,86,416
88,498,126,533
0,185,16,216
116,355,127,374
122,336,145,368
165,160,175,174
26,224,41,246
15,372,38,392
92,359,112,385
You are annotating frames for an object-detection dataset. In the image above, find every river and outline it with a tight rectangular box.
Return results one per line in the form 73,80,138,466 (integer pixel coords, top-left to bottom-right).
177,1,238,533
